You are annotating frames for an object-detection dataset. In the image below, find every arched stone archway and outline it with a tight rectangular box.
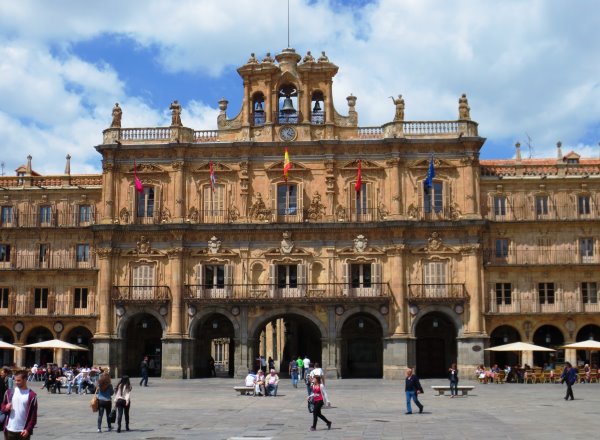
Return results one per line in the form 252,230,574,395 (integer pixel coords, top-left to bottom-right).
489,325,521,368
340,313,383,378
575,324,600,366
415,312,457,378
122,313,164,377
532,324,564,367
190,313,235,378
0,326,15,366
65,326,94,367
25,326,54,366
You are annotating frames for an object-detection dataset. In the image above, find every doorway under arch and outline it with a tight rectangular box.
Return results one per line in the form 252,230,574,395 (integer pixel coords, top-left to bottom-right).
253,314,322,377
532,324,564,367
576,324,600,366
122,313,163,377
415,312,457,378
65,326,94,367
25,326,54,366
0,326,14,366
341,313,383,378
192,313,235,378
489,325,521,368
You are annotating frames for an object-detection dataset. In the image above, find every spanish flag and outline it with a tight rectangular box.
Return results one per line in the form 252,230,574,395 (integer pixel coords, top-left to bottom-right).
283,148,292,181
133,160,144,194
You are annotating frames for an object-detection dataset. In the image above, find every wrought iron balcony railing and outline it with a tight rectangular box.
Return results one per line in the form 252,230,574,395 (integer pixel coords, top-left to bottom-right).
488,297,600,314
484,249,599,265
112,285,171,303
184,282,391,303
12,296,96,316
0,251,97,270
0,212,99,228
408,283,468,303
485,204,600,222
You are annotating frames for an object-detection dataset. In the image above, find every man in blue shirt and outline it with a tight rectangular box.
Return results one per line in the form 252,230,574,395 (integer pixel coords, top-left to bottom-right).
561,362,577,401
404,368,424,414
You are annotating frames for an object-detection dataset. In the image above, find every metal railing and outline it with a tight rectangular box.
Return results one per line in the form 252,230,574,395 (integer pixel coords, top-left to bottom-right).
0,211,98,228
485,204,600,222
112,286,171,302
406,206,461,221
408,283,467,302
0,251,97,270
488,297,600,314
332,207,388,222
13,296,96,316
484,249,599,265
184,282,391,302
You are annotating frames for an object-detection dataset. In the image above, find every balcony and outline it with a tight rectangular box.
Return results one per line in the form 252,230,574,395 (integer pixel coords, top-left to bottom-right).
184,282,391,304
486,204,600,222
407,283,468,304
112,285,171,303
488,296,600,314
0,251,97,270
0,211,98,228
332,207,388,222
406,206,461,221
484,249,599,266
13,296,96,316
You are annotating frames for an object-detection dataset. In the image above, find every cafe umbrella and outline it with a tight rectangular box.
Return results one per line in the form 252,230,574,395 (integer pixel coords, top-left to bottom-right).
23,339,88,363
561,340,600,365
485,341,555,365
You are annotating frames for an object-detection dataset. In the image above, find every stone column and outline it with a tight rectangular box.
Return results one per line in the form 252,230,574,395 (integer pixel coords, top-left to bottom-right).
14,343,24,368
96,248,113,336
168,248,184,336
462,158,476,215
387,158,401,216
172,159,184,222
464,246,482,334
102,162,115,224
325,81,333,123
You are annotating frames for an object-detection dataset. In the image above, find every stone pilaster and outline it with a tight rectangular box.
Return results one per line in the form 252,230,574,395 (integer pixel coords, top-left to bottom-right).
96,248,113,336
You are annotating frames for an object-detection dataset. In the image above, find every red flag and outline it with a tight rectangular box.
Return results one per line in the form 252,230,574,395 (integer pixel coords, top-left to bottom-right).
355,160,362,193
209,161,217,193
133,160,143,193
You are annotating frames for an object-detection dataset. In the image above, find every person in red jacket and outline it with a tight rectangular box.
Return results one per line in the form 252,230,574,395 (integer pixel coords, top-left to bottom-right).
1,370,38,439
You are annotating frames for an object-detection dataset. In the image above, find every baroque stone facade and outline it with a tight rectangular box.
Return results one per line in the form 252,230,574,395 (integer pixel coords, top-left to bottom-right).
1,48,599,378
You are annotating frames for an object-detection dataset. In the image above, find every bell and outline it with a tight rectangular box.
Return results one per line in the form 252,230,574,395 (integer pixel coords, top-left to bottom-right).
281,96,295,113
312,100,322,112
255,101,264,113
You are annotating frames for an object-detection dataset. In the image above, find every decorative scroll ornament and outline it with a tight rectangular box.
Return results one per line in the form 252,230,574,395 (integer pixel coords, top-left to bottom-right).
137,236,151,254
280,231,294,254
249,193,272,221
353,235,368,253
208,236,222,255
426,232,442,252
307,192,326,220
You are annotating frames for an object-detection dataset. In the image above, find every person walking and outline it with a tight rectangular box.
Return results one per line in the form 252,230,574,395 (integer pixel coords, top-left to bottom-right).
139,357,149,387
95,373,114,432
561,362,577,401
289,357,299,388
0,367,10,402
1,370,37,439
307,376,332,431
405,368,424,414
448,363,459,398
114,376,132,433
302,355,311,380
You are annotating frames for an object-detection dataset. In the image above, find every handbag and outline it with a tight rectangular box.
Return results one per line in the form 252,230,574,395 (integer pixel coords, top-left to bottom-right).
90,389,99,413
307,396,315,413
108,408,117,424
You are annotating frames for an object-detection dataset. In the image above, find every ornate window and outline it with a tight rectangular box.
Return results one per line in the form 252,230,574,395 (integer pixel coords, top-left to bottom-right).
495,238,509,259
580,237,594,263
538,282,555,304
76,244,90,263
38,244,49,268
137,187,155,219
535,195,549,216
132,264,155,299
578,195,591,216
0,288,8,310
195,263,233,298
495,283,512,305
0,206,13,226
34,287,49,310
277,184,297,216
343,261,382,296
74,287,89,309
202,184,226,223
350,182,374,221
582,282,598,304
269,263,307,298
494,195,506,217
0,244,10,262
78,204,92,225
423,260,447,296
39,205,52,226
424,181,443,214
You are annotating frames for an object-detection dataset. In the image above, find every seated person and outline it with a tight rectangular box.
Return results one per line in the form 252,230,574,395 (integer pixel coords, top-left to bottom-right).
244,370,256,392
254,370,266,396
265,369,279,397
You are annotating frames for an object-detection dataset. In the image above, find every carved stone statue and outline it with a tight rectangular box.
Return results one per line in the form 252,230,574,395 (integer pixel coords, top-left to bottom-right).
303,51,315,63
137,236,151,254
427,232,442,251
280,231,294,254
119,207,130,224
187,207,199,223
318,51,329,63
170,100,183,126
353,235,368,253
111,103,122,128
208,236,221,254
307,192,326,220
458,94,471,120
391,95,405,122
247,53,259,64
262,52,274,63
249,193,272,221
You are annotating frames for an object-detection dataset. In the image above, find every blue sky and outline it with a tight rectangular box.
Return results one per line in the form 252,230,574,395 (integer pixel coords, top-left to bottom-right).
0,0,599,174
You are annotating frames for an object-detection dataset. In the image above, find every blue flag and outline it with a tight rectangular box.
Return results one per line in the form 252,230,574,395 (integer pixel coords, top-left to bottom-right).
424,155,435,191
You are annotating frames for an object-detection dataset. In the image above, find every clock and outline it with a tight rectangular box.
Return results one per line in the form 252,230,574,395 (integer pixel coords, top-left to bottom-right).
53,321,64,333
279,126,297,141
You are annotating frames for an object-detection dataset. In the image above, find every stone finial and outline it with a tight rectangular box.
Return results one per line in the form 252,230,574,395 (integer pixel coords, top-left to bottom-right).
346,94,357,109
170,100,183,127
218,98,228,113
64,154,71,175
26,155,32,175
515,142,522,163
110,103,122,128
318,51,329,63
556,141,563,160
247,53,258,64
458,93,471,120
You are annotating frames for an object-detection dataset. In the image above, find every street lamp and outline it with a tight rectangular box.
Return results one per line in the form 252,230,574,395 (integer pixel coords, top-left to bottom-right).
433,318,439,328
545,333,551,344
212,320,218,329
358,319,364,329
142,321,148,329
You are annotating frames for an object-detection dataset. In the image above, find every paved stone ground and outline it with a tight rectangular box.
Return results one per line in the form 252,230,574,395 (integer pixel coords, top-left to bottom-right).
29,377,599,439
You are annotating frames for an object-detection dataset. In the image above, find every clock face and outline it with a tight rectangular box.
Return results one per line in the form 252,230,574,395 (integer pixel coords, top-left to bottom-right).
279,126,297,141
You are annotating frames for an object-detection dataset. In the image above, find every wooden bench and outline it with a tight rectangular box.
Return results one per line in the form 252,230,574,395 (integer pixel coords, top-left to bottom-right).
431,385,475,396
233,386,255,396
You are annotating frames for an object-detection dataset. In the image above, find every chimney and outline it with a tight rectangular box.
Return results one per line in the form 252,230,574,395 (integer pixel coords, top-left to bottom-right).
26,155,32,175
556,141,563,161
64,154,71,175
515,142,522,163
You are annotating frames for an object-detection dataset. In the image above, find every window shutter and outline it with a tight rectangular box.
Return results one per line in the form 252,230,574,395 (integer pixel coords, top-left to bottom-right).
202,186,210,220
195,264,204,298
130,186,136,224
297,263,307,296
417,181,423,209
268,264,276,297
271,183,278,222
154,185,162,222
342,262,350,296
297,182,304,221
371,262,382,295
445,181,451,215
224,264,234,297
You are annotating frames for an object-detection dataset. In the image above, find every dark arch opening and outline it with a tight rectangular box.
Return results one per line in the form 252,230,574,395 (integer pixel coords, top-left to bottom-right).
123,313,162,377
65,326,94,367
532,325,564,368
489,325,521,368
0,326,15,366
415,312,457,378
576,324,600,367
341,313,383,378
25,326,54,367
192,313,235,378
253,314,322,377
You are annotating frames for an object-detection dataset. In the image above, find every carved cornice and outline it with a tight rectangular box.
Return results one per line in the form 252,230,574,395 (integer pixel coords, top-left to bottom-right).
95,247,114,259
166,247,185,259
126,163,167,174
171,161,184,171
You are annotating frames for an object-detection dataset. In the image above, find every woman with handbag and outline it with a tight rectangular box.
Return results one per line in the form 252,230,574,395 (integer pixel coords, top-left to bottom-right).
307,375,332,431
95,373,114,432
114,376,132,433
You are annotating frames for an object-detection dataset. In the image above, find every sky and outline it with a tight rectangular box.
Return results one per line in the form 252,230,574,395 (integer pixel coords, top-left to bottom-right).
0,0,599,175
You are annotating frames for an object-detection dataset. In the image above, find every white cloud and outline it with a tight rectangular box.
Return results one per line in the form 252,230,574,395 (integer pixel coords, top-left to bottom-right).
0,0,599,174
